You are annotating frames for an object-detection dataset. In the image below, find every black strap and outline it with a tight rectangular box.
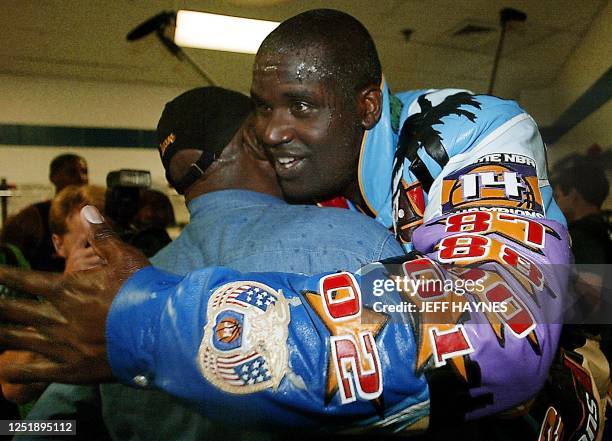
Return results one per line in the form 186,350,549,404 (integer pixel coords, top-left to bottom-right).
171,150,217,194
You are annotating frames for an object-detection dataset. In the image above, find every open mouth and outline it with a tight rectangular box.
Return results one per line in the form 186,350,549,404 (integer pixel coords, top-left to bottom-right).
273,156,306,178
276,157,302,169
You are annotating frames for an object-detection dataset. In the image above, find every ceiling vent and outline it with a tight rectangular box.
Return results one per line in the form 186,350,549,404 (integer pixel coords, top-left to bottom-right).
452,23,495,37
438,19,499,52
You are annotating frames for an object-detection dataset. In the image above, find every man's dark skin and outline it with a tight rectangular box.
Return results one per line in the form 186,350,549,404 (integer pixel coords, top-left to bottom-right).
250,11,382,209
0,210,144,383
250,53,379,207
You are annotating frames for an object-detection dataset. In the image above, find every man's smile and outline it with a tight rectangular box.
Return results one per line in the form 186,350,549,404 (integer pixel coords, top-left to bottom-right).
272,155,306,178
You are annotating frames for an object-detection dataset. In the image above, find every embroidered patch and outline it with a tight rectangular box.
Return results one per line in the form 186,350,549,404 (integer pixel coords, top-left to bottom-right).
198,281,290,394
441,153,544,216
304,273,388,407
159,132,175,156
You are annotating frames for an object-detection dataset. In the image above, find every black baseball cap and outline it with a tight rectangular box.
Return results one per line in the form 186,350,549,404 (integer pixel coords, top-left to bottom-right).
156,86,252,194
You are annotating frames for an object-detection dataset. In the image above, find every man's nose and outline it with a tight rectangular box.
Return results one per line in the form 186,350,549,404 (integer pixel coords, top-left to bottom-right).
260,110,294,147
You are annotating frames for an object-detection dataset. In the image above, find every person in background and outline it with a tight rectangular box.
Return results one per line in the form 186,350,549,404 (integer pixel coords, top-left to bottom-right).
0,185,105,406
552,155,611,265
0,153,88,271
551,154,612,438
49,185,106,273
133,188,175,232
552,155,611,322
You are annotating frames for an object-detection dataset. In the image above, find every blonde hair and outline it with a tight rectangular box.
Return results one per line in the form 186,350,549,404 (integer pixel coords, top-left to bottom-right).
49,185,105,236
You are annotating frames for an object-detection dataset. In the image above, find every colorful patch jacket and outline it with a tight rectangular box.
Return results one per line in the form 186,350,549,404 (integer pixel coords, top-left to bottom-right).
106,86,573,434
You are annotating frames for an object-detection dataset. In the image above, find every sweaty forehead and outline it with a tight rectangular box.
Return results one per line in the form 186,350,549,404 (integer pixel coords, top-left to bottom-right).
253,47,337,84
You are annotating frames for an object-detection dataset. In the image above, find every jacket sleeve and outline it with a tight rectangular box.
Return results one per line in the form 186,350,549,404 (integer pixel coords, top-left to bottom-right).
408,212,569,421
106,265,431,433
399,92,571,420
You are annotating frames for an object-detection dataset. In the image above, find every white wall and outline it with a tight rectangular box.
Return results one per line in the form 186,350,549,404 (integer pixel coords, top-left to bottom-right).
550,1,611,120
0,145,175,212
517,3,611,209
519,1,611,154
0,74,186,128
548,1,611,161
544,2,611,209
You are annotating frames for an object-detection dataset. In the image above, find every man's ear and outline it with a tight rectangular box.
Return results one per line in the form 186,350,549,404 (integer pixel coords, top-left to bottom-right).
358,84,383,130
242,118,268,161
52,233,66,257
568,187,582,203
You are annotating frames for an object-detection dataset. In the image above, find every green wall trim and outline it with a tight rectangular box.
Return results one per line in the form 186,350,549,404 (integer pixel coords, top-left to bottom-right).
0,124,156,148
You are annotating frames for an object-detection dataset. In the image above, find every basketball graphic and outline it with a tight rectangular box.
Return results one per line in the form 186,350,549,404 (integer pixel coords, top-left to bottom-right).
211,309,245,351
215,316,242,344
199,281,290,394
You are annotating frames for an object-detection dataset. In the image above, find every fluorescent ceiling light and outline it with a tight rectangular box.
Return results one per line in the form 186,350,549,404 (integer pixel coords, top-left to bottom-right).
174,10,280,54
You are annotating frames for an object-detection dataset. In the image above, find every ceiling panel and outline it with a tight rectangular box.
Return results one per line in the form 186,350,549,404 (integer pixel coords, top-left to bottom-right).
0,0,605,98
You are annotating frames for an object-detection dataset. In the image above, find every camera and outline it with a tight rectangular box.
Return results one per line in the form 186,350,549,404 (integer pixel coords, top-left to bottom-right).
105,169,152,232
105,169,170,257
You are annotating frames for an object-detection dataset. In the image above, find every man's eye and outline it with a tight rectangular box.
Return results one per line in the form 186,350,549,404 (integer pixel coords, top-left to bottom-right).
291,102,312,114
254,102,272,114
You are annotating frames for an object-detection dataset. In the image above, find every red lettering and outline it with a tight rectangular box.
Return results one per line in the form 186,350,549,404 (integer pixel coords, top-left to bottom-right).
331,332,383,403
430,325,473,367
486,283,535,337
446,212,492,233
498,214,545,248
439,234,490,262
319,272,361,321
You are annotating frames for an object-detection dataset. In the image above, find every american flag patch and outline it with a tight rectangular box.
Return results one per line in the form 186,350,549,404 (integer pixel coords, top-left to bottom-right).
218,353,272,386
199,281,290,394
212,284,277,312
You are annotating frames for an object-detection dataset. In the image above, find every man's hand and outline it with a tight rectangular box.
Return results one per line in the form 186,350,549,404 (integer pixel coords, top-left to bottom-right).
0,206,149,384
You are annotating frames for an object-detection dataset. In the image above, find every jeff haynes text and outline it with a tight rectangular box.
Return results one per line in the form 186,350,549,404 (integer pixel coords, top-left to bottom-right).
372,301,510,314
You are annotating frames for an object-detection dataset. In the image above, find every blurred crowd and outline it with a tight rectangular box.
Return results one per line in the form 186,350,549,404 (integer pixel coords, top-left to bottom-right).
0,154,175,276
